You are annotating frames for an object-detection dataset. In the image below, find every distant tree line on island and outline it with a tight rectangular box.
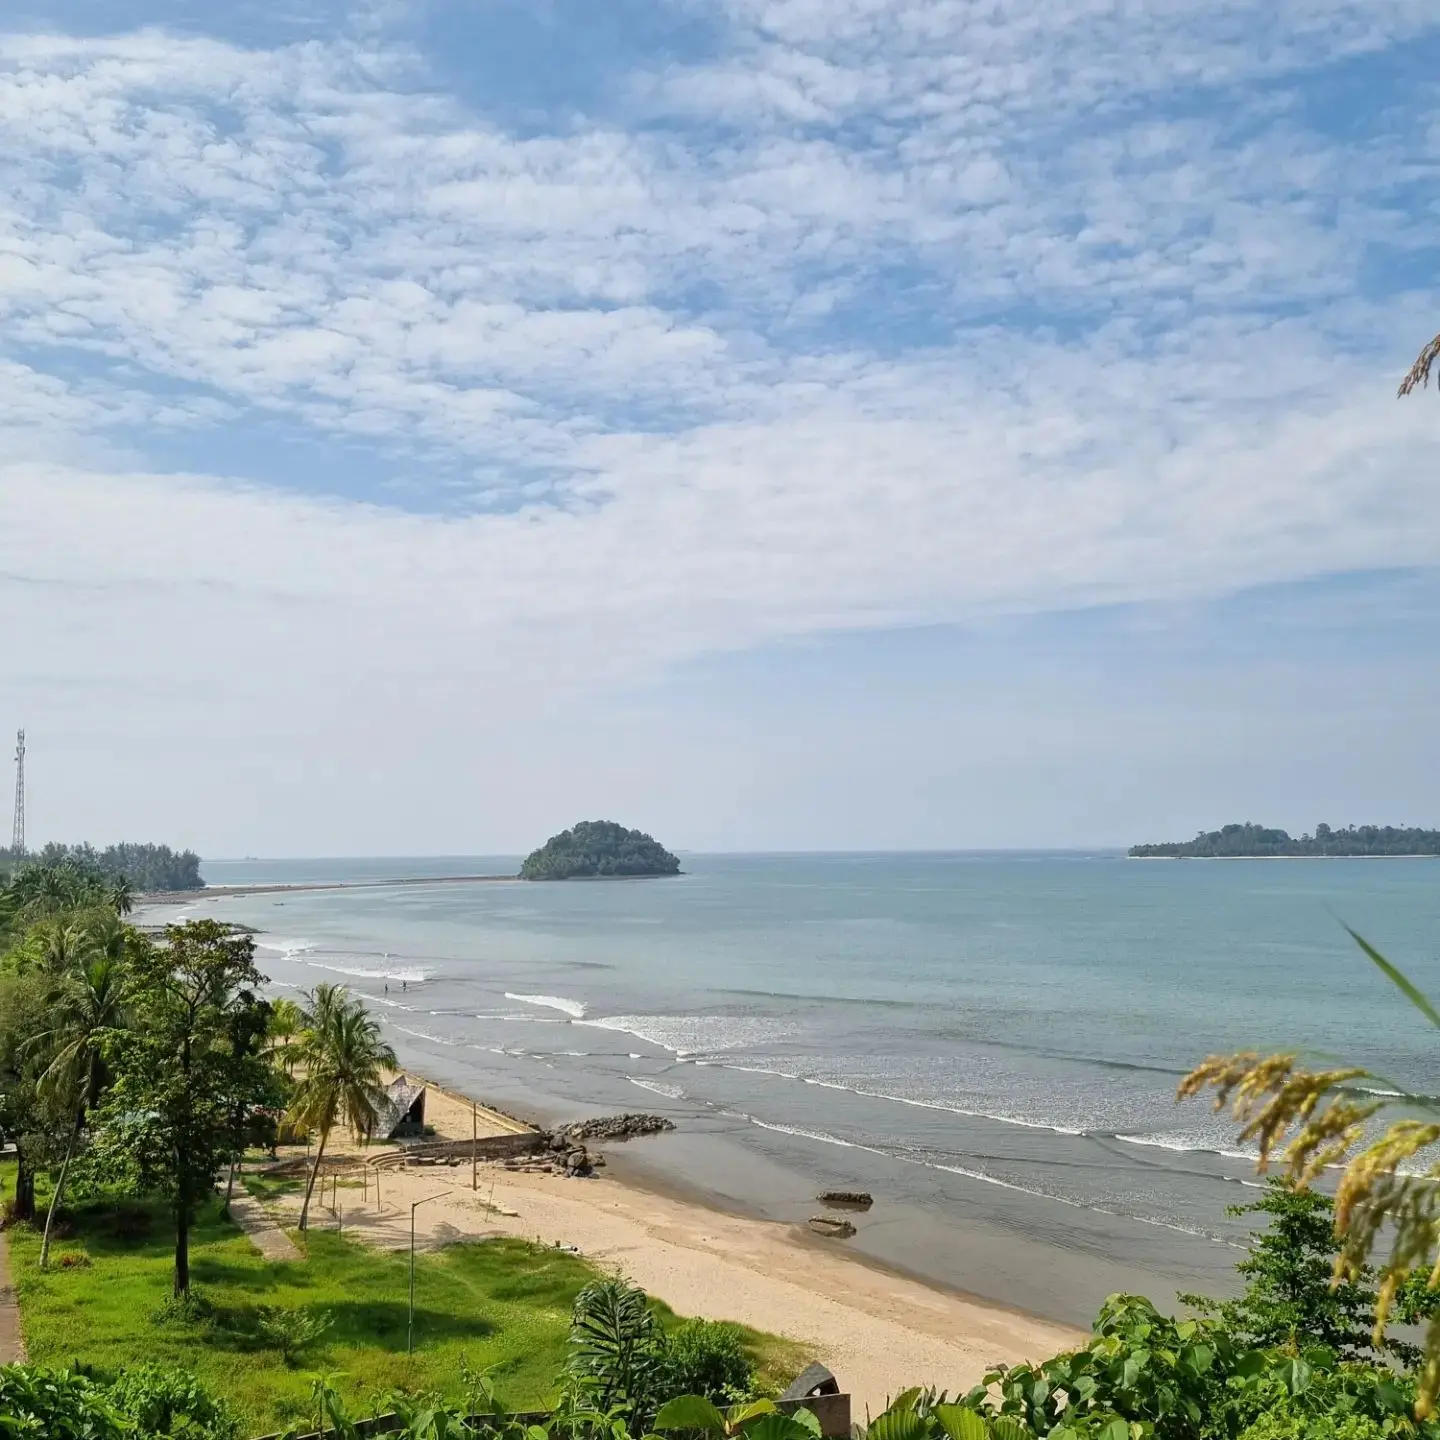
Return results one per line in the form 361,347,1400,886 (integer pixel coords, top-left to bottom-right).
1131,822,1440,858
0,842,202,892
520,821,681,880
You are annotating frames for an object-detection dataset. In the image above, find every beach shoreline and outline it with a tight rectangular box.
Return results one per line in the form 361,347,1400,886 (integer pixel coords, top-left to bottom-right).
294,1075,1086,1414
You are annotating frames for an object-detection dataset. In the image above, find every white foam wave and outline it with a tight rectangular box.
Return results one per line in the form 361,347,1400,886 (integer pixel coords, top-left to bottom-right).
388,1023,456,1047
712,1060,1087,1137
1115,1133,1256,1163
582,1014,795,1058
506,993,587,1019
628,1077,686,1100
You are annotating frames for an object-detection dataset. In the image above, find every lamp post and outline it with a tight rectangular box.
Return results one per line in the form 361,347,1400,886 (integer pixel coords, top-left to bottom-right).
408,1193,445,1355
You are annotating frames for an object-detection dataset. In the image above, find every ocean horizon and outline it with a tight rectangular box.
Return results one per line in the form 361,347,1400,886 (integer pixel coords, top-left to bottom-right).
145,850,1440,1324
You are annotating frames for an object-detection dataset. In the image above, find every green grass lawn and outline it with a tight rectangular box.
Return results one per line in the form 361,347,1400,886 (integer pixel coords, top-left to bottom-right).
3,1165,802,1438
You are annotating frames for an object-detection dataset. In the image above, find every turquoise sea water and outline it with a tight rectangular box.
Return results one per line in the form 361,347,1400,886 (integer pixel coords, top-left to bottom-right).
171,852,1440,1319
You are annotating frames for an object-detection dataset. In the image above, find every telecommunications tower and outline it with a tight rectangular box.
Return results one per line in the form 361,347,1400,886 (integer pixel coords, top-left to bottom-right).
11,730,24,854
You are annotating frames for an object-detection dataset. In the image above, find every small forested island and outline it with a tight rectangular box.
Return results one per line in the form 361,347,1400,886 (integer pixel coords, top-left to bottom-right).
520,820,681,880
0,840,202,890
1130,822,1440,858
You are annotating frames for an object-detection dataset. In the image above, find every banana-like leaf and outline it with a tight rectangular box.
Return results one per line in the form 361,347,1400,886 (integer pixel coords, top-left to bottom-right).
787,1407,822,1437
866,1405,930,1440
989,1419,1035,1440
1346,926,1440,1030
655,1396,728,1435
746,1415,819,1440
934,1405,990,1440
728,1401,778,1429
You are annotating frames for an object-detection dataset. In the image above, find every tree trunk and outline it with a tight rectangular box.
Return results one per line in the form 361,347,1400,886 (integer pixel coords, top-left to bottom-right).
297,1125,330,1232
39,1116,81,1269
13,1149,35,1223
222,1159,238,1219
174,1200,190,1296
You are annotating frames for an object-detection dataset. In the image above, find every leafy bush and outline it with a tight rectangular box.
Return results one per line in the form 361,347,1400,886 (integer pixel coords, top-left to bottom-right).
257,1306,334,1366
565,1277,666,1423
661,1320,756,1405
0,1364,126,1440
106,1363,240,1439
1181,1180,1396,1363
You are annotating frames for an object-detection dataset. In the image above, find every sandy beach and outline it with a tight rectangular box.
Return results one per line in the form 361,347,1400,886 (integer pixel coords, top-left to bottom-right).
272,1081,1082,1416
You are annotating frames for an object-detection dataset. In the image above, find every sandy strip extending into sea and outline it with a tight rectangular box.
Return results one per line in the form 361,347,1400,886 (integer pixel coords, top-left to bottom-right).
280,1081,1082,1417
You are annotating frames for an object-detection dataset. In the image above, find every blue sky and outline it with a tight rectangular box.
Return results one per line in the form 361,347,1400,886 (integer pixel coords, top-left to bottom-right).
1,0,1437,854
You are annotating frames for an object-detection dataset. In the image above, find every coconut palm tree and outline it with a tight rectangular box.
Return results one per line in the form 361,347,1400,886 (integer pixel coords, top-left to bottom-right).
32,947,131,1268
288,992,396,1231
267,997,305,1075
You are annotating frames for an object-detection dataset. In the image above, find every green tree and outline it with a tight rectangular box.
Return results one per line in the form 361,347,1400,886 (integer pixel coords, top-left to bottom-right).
33,942,132,1268
0,970,53,1221
1181,1180,1382,1362
93,920,270,1295
287,986,395,1231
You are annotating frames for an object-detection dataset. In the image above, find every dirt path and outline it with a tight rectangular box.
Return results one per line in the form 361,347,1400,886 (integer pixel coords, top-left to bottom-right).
229,1193,302,1262
0,1230,25,1361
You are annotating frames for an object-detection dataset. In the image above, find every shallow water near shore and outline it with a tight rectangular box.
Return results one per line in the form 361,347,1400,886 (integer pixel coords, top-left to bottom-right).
147,851,1440,1325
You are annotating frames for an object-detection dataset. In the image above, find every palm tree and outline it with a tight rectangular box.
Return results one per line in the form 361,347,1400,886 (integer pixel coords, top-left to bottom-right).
267,997,305,1075
26,918,94,976
32,947,131,1268
287,991,396,1231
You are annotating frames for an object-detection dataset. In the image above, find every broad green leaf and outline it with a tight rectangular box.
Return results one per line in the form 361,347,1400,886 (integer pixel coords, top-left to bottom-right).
655,1396,728,1435
990,1419,1034,1440
866,1406,929,1440
1097,1420,1129,1440
728,1401,778,1429
1346,926,1440,1029
934,1405,989,1440
746,1416,817,1440
786,1408,822,1438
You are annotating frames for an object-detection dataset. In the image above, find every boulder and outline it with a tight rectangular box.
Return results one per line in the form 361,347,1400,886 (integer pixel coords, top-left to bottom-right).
816,1191,873,1210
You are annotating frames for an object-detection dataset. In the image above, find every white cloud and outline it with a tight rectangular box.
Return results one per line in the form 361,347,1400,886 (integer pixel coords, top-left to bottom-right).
0,4,1438,847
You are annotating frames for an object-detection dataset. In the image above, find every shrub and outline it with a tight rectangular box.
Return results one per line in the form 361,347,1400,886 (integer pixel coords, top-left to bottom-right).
257,1306,334,1367
0,1364,126,1439
106,1363,240,1440
661,1320,756,1404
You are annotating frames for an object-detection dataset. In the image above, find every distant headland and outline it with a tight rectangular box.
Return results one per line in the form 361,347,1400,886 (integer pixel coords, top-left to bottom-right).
520,820,681,880
1130,822,1440,859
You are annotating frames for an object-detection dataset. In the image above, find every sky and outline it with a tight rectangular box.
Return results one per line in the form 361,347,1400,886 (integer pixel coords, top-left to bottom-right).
1,0,1438,857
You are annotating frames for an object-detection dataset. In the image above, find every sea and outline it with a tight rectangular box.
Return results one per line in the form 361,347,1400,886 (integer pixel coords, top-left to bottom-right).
146,852,1440,1325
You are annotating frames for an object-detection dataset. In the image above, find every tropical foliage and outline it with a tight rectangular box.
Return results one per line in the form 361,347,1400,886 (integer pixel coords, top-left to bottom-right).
1181,928,1440,1419
520,822,681,880
285,982,397,1230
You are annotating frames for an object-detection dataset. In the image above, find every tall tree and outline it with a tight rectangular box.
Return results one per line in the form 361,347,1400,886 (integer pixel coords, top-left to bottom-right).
288,988,395,1231
0,971,52,1222
32,944,132,1269
94,920,270,1295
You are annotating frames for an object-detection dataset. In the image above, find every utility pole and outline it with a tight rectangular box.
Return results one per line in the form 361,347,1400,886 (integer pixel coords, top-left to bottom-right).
10,730,24,855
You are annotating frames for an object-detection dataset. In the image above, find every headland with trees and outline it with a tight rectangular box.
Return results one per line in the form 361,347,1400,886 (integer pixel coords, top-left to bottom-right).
1130,822,1440,858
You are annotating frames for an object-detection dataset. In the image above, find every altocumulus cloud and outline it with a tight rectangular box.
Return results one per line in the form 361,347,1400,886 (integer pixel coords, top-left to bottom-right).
0,0,1437,846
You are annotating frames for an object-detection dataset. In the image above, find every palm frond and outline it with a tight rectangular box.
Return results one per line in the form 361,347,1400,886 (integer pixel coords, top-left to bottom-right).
1400,332,1440,398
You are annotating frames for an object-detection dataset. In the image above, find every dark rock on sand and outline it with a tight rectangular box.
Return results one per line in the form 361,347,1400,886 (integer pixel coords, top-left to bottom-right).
817,1191,873,1210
